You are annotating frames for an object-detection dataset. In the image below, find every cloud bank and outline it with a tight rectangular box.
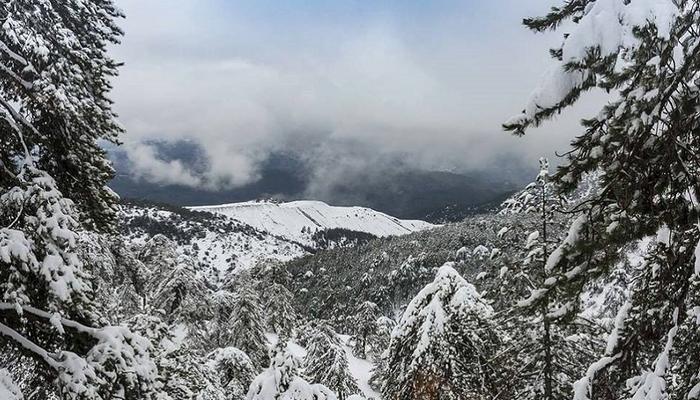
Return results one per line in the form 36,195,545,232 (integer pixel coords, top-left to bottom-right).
111,0,605,190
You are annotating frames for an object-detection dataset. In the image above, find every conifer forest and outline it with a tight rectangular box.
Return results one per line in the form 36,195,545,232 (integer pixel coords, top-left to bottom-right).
2,1,700,399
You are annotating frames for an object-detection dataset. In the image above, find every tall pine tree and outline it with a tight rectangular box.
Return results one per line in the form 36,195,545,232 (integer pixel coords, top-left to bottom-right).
506,2,700,399
227,281,269,368
305,325,359,400
0,1,160,398
351,301,380,360
499,159,598,400
264,283,297,342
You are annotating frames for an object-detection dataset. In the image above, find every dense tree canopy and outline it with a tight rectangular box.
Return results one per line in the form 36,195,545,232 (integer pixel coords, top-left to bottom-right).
506,1,700,399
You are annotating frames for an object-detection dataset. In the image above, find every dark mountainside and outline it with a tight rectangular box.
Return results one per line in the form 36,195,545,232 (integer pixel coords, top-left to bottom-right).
109,141,531,222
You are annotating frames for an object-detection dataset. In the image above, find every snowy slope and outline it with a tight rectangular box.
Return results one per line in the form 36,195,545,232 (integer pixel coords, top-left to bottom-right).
121,200,432,284
188,200,435,246
120,203,307,281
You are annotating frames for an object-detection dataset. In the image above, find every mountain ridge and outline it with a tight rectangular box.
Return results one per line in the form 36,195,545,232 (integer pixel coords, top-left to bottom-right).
188,200,435,247
119,199,434,284
109,144,532,222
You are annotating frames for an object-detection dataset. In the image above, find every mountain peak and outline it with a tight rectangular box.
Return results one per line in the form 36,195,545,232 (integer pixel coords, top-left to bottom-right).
188,200,435,246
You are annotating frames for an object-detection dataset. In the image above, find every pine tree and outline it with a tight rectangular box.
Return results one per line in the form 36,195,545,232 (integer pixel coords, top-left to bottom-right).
206,347,256,400
0,1,161,398
246,342,337,400
129,312,218,400
367,316,395,392
208,290,236,349
388,254,432,306
0,0,123,230
351,301,380,359
109,240,150,317
139,234,179,293
252,259,292,288
79,236,148,324
227,282,269,368
152,253,210,323
264,283,297,342
381,263,503,400
505,2,700,399
368,316,394,358
305,325,359,400
150,252,212,349
498,160,598,400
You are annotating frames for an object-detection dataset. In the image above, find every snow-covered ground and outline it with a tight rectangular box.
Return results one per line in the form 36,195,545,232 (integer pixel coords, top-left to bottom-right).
120,204,307,280
189,200,434,246
339,335,380,399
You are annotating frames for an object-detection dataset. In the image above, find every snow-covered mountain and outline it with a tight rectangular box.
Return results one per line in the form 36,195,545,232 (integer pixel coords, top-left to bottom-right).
188,200,435,246
120,202,307,279
120,200,434,283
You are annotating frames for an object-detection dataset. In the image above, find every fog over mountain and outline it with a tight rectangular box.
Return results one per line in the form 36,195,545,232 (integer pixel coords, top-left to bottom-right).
109,0,602,199
110,140,533,221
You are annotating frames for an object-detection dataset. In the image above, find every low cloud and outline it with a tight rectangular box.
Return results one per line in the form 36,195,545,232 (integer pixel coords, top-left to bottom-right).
124,142,203,187
111,0,605,190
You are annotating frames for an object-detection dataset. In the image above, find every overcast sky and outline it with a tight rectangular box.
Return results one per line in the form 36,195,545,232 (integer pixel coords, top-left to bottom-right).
111,0,603,189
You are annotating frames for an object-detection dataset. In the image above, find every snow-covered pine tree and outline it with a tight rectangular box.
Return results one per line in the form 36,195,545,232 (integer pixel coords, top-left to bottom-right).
368,316,394,358
498,159,598,400
500,158,566,216
208,290,236,349
108,240,150,317
505,2,700,399
252,259,292,288
128,312,218,400
79,236,149,324
0,0,122,230
351,301,379,359
264,283,297,342
0,1,161,398
152,255,212,351
152,252,210,325
206,347,256,400
227,281,269,368
304,325,359,400
246,342,337,400
381,262,502,400
388,253,431,307
367,316,395,392
139,234,179,293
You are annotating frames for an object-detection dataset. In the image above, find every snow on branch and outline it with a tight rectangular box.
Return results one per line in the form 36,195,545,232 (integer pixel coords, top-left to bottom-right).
0,369,23,400
572,300,631,400
0,303,158,399
625,309,679,400
506,0,680,132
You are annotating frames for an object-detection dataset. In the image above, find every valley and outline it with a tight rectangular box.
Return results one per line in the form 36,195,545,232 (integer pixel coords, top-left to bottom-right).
3,1,697,399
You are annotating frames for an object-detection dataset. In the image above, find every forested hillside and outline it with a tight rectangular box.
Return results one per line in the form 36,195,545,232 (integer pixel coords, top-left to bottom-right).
2,1,700,400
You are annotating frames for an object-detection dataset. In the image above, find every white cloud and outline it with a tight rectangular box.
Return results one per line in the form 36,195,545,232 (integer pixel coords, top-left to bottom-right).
111,0,607,189
124,142,202,187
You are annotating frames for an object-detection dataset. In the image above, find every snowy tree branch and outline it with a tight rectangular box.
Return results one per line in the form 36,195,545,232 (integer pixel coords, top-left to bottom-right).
0,303,98,335
0,321,60,369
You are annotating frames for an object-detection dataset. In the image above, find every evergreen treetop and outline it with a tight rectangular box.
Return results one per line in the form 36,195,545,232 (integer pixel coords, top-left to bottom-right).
227,282,269,368
382,262,501,400
246,342,338,400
